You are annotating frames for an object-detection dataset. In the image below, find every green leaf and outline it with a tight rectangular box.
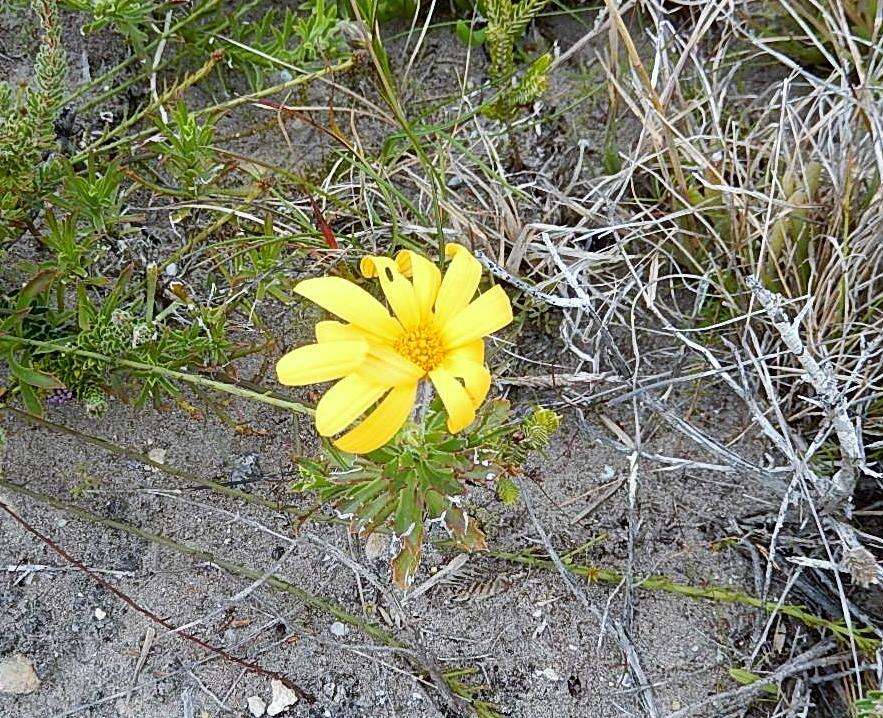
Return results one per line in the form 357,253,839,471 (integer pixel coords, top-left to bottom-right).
8,352,64,389
424,489,447,519
393,482,422,537
16,269,57,309
455,19,486,47
17,382,44,418
338,477,386,516
728,668,777,696
355,491,394,526
77,282,95,331
102,263,134,316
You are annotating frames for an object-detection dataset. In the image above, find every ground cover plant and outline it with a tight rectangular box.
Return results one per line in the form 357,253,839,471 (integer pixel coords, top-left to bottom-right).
0,0,882,716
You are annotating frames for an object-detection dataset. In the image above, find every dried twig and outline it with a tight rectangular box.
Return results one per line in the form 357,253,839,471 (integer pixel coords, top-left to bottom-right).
747,276,869,509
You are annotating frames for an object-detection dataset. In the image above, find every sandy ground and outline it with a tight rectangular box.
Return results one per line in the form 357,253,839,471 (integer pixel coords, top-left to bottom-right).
0,3,772,717
1,392,763,718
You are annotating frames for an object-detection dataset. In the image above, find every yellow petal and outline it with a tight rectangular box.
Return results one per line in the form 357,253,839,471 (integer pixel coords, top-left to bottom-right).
334,383,417,454
396,250,441,321
429,367,476,433
456,340,485,364
276,340,367,386
358,343,425,386
315,321,424,386
315,320,362,342
442,351,491,408
295,277,402,341
440,285,512,349
315,374,387,436
360,256,421,329
433,243,482,325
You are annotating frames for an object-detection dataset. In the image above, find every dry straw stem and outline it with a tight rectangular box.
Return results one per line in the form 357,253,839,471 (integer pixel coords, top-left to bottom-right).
747,276,872,509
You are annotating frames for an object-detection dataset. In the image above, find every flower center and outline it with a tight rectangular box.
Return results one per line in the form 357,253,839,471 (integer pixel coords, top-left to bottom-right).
394,323,445,372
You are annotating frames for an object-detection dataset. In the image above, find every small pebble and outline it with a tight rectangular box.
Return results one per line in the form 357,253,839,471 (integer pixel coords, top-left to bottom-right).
537,667,562,682
94,608,107,621
247,695,266,717
329,622,348,637
364,533,389,560
267,679,298,716
0,654,40,694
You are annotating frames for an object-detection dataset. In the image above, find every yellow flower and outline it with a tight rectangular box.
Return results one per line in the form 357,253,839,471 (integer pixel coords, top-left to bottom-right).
276,243,513,454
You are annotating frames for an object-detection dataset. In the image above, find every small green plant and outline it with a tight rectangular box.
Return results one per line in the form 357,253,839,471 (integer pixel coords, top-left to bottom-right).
296,401,559,587
224,230,297,315
223,1,347,91
0,0,67,241
854,690,883,718
151,103,221,196
65,0,158,48
496,475,520,504
39,211,100,283
294,0,347,62
0,270,68,416
56,161,126,235
480,0,551,121
70,464,101,497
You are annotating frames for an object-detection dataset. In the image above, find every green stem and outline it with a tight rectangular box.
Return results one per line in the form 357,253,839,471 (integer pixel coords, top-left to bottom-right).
2,336,312,415
75,51,225,160
489,549,880,653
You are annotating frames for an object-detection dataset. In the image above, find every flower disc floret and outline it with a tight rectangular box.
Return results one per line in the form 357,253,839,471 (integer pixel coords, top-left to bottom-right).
394,323,445,372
